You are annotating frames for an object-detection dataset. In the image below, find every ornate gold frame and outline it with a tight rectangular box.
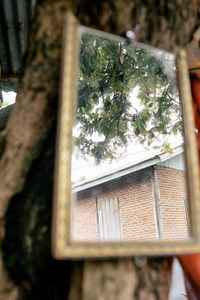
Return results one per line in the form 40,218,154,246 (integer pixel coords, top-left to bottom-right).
52,11,200,259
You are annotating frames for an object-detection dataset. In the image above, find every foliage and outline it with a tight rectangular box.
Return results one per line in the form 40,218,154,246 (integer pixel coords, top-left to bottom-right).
75,32,182,164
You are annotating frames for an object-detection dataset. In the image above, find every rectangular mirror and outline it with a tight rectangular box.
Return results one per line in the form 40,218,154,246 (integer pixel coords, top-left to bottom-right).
52,12,200,259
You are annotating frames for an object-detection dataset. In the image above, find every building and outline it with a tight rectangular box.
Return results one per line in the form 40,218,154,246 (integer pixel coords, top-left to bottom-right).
72,145,190,242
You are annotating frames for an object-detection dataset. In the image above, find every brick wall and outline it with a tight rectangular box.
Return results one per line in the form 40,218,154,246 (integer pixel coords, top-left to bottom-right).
72,166,189,241
156,167,189,240
72,190,98,241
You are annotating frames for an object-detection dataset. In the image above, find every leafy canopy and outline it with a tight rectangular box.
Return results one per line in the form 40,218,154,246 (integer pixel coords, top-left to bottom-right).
74,32,182,164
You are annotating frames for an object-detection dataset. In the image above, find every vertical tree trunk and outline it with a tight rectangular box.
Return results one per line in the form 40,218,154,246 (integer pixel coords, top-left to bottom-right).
69,258,172,300
0,0,198,299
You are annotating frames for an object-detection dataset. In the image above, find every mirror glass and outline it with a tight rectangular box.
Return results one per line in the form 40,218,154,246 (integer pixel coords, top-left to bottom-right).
71,27,190,242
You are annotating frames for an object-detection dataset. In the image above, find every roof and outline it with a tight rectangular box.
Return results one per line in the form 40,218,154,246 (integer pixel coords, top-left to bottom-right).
0,104,13,130
73,145,184,193
0,0,37,77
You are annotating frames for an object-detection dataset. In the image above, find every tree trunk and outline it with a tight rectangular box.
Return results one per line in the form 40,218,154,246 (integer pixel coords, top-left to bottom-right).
0,0,199,299
68,258,172,300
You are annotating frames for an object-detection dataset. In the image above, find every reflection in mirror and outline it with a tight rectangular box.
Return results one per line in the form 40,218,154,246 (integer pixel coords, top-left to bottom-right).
71,28,190,242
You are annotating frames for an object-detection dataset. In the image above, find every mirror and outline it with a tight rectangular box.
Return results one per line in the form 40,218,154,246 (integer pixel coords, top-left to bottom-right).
72,27,190,243
52,12,200,258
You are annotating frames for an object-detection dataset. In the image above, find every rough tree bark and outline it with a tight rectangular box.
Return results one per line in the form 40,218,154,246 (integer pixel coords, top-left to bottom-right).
0,0,199,299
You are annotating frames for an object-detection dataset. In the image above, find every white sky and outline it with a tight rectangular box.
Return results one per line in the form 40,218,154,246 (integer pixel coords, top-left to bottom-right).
2,91,16,106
